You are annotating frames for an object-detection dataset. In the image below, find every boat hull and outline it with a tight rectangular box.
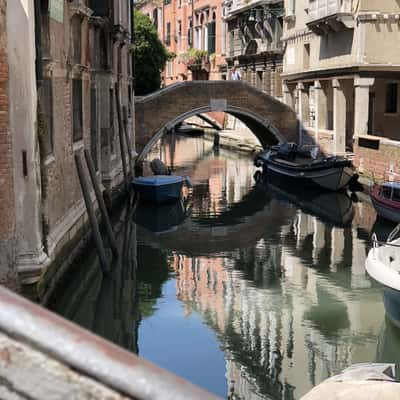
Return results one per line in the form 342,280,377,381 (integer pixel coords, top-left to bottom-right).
132,176,185,204
383,287,400,329
366,239,400,292
265,163,353,191
370,185,400,223
371,198,400,223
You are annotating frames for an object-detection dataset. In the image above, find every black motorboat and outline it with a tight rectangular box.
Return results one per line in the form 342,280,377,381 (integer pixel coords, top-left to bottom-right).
254,143,355,191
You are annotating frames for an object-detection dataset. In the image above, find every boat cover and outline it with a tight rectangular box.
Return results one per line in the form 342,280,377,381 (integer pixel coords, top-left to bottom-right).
132,175,185,186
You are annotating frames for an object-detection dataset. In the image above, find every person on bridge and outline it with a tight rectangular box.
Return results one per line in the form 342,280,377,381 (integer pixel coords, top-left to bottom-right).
231,67,241,81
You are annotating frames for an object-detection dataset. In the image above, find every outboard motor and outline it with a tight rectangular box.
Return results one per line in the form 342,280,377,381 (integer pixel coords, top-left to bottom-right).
150,158,169,175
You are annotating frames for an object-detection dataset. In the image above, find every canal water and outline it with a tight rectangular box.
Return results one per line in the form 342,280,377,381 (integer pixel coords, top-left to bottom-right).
43,134,400,400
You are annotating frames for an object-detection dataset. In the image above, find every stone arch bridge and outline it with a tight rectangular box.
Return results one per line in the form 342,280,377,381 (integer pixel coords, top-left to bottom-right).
135,81,299,162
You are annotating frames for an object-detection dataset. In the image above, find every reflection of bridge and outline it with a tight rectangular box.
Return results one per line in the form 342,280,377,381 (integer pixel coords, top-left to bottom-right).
135,81,298,161
138,189,296,255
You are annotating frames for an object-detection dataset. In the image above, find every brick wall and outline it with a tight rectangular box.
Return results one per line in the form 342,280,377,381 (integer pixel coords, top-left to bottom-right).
0,0,15,241
354,139,400,182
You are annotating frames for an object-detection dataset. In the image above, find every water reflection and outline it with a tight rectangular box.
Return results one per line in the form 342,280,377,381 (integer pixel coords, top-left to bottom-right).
256,172,354,228
133,200,191,234
42,204,139,353
42,135,400,400
140,135,387,399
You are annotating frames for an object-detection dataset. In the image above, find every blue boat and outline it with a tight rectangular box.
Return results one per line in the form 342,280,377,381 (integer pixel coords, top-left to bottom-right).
132,175,186,204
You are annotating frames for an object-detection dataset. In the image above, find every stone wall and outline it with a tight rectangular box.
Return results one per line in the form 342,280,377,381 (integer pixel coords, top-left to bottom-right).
135,81,299,158
0,0,14,242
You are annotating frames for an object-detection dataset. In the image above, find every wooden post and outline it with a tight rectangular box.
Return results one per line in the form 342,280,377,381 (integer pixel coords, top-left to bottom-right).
122,105,134,176
84,149,119,258
75,153,109,274
115,83,129,191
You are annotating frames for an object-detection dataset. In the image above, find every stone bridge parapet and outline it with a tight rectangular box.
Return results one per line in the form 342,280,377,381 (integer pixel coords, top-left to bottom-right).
135,81,299,161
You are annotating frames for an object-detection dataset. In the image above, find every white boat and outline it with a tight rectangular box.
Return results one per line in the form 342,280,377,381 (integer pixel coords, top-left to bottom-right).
365,226,400,291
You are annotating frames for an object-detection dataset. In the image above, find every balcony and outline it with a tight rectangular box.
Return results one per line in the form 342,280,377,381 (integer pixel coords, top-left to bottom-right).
307,0,354,35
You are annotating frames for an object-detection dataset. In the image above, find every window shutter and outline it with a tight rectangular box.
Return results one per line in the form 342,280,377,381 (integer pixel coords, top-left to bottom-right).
208,21,216,55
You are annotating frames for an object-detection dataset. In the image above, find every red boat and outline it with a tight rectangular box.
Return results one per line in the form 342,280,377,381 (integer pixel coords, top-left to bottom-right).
370,182,400,223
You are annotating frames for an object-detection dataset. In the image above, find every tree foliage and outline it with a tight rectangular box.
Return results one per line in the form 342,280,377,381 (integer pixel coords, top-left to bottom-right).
134,10,171,95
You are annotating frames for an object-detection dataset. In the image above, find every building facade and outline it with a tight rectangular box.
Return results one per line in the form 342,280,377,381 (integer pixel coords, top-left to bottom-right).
0,0,134,285
282,0,400,179
141,0,228,85
224,0,284,100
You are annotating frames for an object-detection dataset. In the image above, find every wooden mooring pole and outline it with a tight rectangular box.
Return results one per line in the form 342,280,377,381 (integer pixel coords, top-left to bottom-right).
75,153,109,274
84,149,119,258
115,83,129,191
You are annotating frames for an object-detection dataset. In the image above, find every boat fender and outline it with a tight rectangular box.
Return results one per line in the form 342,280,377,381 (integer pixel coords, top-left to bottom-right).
150,158,169,175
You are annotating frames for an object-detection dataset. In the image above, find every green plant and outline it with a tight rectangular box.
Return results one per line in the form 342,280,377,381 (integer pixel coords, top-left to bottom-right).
180,48,208,65
209,53,216,63
134,10,171,95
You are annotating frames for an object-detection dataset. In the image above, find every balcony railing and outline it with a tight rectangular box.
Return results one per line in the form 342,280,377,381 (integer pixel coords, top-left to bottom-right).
309,0,351,20
307,0,354,35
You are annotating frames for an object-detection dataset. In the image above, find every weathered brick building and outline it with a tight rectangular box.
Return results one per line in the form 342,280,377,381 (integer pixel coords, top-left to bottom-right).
0,0,17,287
0,0,134,285
141,0,228,85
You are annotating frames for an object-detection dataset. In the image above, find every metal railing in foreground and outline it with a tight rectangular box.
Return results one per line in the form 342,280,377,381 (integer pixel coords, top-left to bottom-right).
0,285,222,400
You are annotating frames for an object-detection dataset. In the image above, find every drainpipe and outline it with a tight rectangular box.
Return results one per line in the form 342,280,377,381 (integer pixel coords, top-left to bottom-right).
33,0,43,86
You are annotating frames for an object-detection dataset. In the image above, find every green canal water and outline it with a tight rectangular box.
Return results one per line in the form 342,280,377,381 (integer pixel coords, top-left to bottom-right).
43,134,400,399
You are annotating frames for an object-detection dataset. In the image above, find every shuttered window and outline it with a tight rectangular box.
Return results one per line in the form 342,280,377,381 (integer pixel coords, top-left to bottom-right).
208,21,216,55
72,79,83,142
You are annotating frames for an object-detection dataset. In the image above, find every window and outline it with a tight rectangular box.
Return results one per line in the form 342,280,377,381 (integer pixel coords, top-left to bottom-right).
40,0,50,58
90,86,98,170
72,79,83,142
289,0,296,15
153,8,158,30
164,0,171,5
39,78,53,156
71,16,82,65
381,186,392,199
109,88,115,154
166,60,174,77
229,31,234,57
89,0,109,17
386,83,398,114
188,20,193,47
178,20,182,49
303,43,310,69
208,20,216,55
165,22,171,45
393,189,400,202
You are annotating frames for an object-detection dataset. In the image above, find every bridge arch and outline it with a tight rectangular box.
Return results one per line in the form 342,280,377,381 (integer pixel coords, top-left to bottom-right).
135,81,299,162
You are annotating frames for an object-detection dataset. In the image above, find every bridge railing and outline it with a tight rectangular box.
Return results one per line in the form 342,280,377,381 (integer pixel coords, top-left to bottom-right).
0,285,221,400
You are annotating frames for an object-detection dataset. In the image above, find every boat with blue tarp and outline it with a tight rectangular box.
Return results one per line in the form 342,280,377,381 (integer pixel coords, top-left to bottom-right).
132,175,188,204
